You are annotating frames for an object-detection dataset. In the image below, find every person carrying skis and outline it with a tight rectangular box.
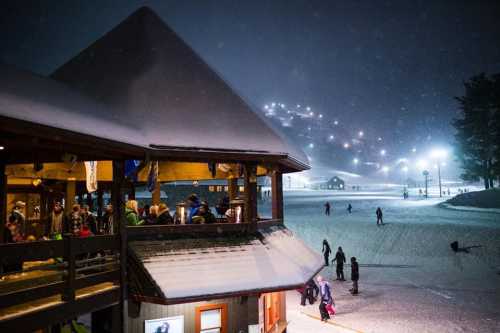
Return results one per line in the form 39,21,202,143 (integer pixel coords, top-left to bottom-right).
332,247,346,281
322,239,332,266
376,207,383,226
324,202,331,216
350,257,359,295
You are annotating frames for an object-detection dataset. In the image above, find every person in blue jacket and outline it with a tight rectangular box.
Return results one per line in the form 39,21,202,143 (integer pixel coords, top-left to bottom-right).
186,194,201,224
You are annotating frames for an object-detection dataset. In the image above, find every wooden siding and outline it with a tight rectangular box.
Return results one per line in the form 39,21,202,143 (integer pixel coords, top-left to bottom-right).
128,296,258,333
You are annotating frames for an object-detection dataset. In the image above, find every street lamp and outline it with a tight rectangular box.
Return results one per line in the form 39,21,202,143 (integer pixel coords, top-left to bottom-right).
430,149,447,197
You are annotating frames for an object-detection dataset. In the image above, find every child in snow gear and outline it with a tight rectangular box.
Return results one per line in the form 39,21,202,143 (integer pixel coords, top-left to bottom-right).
350,257,359,295
376,207,383,226
300,279,319,305
332,247,346,280
324,202,331,216
322,239,332,266
317,276,333,321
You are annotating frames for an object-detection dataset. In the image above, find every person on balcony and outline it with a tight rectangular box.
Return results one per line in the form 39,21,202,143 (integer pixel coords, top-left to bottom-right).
48,201,64,236
144,205,159,225
156,203,173,225
192,201,217,224
9,201,26,236
81,205,97,235
186,194,201,224
101,204,114,234
125,200,144,226
66,204,83,236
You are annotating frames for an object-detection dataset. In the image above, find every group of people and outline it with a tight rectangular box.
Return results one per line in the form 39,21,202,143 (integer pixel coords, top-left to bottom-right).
124,194,218,226
322,239,359,293
4,200,116,244
324,202,353,216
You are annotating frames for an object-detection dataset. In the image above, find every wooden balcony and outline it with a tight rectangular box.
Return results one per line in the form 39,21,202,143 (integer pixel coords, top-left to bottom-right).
0,235,121,332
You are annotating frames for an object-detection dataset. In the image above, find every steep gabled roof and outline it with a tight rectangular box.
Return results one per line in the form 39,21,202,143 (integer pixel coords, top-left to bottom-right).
51,6,308,171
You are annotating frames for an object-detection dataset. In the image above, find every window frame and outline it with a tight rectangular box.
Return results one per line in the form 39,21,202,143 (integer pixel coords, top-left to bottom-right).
195,303,228,333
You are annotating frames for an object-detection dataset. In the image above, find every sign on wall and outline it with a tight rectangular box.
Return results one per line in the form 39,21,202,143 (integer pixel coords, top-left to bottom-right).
145,315,184,333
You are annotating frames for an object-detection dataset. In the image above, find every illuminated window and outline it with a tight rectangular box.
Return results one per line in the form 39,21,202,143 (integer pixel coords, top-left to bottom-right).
224,186,228,192
238,186,244,192
216,186,223,192
263,292,281,332
195,304,227,333
209,186,215,192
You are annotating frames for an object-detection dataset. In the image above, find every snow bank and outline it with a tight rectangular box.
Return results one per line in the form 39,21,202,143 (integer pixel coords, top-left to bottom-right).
443,188,500,209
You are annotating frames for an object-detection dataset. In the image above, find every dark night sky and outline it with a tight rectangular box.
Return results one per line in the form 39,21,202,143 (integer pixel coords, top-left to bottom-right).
2,0,500,172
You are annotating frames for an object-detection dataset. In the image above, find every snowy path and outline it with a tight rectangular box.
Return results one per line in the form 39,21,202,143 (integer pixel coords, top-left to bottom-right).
261,190,500,333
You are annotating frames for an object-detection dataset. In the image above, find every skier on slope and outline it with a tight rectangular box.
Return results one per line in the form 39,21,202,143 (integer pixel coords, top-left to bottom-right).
324,202,331,216
322,239,332,266
332,247,346,281
347,203,352,213
376,207,384,226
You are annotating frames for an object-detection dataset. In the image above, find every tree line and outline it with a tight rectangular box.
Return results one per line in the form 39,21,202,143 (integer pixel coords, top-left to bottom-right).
453,73,500,189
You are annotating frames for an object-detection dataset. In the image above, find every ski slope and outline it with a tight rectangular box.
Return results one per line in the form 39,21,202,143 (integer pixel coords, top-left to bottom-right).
261,190,500,332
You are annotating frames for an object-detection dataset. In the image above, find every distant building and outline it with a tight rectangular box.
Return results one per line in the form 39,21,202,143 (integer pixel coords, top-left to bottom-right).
324,176,345,190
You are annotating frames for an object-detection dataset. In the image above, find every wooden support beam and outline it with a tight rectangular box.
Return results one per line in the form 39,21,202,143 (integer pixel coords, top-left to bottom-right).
152,180,161,205
65,180,76,214
86,192,93,210
228,177,238,201
243,163,257,229
112,160,126,333
97,189,104,221
0,160,6,243
271,171,284,221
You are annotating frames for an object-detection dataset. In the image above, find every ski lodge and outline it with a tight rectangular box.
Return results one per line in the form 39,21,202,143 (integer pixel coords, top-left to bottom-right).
0,7,322,333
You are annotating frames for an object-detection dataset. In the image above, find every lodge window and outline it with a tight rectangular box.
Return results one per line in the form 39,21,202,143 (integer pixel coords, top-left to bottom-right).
195,303,227,333
209,186,215,192
238,186,244,192
216,185,223,192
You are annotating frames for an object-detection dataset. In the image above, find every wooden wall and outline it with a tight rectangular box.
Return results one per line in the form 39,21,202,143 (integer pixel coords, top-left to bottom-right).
128,296,258,333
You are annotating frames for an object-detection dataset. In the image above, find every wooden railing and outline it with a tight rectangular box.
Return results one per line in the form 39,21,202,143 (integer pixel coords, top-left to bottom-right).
0,234,120,312
127,218,283,240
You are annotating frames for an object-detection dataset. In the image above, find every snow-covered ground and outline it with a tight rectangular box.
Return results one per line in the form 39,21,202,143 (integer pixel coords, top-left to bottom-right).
261,189,500,333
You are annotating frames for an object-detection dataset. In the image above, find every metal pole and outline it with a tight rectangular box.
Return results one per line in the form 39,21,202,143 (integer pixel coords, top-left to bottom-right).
438,163,442,198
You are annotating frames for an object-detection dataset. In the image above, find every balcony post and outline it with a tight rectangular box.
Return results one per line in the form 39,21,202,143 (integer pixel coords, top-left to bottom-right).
112,160,126,333
271,171,284,221
243,163,257,230
0,160,7,243
228,177,238,201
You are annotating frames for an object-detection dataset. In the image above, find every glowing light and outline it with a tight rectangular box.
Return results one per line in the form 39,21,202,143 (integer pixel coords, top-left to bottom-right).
319,114,323,118
264,104,269,109
308,143,314,148
382,166,389,173
329,135,334,140
334,120,339,125
353,158,359,165
0,146,4,150
309,111,314,116
411,147,417,153
271,102,276,107
297,104,301,108
417,159,428,170
377,137,382,141
281,103,286,108
402,166,409,173
430,148,448,159
380,149,386,156
358,131,364,137
343,143,350,149
306,106,311,111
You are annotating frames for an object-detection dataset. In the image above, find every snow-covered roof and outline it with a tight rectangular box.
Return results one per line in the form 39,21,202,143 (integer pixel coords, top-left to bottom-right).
0,64,147,149
129,225,323,303
51,7,308,170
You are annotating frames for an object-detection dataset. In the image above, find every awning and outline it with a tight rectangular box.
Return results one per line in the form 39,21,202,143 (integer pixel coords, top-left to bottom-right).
128,226,323,304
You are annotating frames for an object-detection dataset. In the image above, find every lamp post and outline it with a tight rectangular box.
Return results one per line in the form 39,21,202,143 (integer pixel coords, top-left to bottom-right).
430,149,447,198
422,170,429,198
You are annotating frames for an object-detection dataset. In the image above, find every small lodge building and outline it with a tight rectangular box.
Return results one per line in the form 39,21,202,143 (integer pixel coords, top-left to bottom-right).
0,7,322,333
322,176,345,190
